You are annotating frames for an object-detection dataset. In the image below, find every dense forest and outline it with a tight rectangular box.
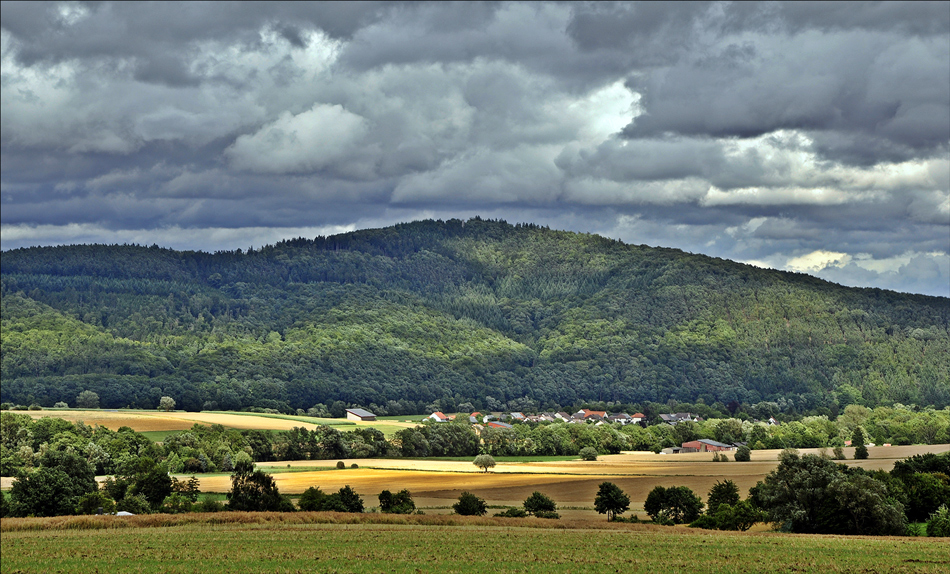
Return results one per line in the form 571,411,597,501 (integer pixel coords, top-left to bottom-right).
2,218,948,414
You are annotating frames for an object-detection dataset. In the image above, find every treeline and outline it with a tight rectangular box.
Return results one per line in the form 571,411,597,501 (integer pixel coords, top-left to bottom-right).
2,218,949,413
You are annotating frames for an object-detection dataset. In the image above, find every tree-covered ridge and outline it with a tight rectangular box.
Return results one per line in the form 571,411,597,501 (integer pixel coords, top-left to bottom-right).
2,218,948,413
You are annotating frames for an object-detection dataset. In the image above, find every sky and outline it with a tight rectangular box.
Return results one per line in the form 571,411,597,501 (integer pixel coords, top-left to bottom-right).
2,1,948,297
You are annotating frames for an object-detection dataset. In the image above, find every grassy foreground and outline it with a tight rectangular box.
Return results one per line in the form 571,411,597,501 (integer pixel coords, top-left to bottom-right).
2,513,947,573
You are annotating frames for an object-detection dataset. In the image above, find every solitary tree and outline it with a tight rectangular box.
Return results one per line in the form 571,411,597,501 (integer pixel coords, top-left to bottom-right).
706,480,740,514
158,396,176,412
734,446,751,462
644,485,704,524
379,489,415,514
473,453,496,473
75,390,100,409
453,491,487,516
579,447,598,461
853,427,869,460
523,491,557,516
227,460,283,511
594,481,630,521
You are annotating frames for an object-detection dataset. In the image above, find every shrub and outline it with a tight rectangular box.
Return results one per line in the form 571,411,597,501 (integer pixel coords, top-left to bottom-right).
734,446,751,462
534,510,560,520
523,491,557,516
53,402,69,409
378,489,415,514
28,404,42,411
336,461,346,469
494,507,527,518
579,447,598,461
75,492,116,515
927,505,950,537
193,499,224,513
116,494,151,515
161,493,193,514
350,463,359,469
453,491,487,516
832,446,846,460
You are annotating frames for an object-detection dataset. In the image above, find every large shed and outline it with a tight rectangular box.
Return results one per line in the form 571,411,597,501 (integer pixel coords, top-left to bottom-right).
345,408,377,421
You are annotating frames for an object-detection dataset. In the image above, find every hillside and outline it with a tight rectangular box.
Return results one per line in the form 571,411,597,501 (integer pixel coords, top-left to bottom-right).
1,218,948,414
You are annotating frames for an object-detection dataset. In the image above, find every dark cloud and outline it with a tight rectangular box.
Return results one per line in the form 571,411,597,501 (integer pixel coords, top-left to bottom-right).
1,1,947,297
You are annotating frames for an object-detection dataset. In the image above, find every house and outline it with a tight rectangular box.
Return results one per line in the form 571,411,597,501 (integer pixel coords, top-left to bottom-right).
608,413,633,425
660,413,703,425
345,408,377,422
630,413,646,424
486,421,513,429
680,439,736,452
427,411,450,423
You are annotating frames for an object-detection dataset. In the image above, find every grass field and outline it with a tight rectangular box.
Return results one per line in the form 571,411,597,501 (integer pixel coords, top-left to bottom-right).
1,513,947,574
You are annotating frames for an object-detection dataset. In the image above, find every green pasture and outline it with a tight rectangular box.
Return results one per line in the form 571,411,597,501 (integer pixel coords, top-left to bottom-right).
2,515,946,574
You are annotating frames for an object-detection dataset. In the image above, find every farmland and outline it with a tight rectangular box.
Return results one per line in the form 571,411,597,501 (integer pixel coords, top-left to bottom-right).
2,513,948,574
16,409,416,435
183,445,949,514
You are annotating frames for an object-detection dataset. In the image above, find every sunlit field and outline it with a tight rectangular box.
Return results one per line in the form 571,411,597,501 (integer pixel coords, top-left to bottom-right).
2,513,947,574
179,444,949,514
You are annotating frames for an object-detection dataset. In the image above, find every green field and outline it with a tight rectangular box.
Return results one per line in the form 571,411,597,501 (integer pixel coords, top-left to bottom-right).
1,513,946,574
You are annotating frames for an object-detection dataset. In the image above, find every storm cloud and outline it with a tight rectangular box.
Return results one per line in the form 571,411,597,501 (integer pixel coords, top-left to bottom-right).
2,1,948,296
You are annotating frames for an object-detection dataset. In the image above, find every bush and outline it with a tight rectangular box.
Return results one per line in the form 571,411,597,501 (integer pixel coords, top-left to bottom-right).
75,492,116,515
927,505,950,537
193,499,224,513
161,493,193,514
453,491,487,516
336,461,346,469
579,447,598,461
644,485,704,524
534,510,560,520
832,446,846,460
378,489,415,514
734,446,751,462
494,507,527,518
28,404,42,411
53,402,69,409
116,494,151,515
523,491,557,516
350,463,359,469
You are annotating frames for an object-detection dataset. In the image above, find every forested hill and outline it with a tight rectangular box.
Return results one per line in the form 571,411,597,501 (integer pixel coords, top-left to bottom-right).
2,218,948,415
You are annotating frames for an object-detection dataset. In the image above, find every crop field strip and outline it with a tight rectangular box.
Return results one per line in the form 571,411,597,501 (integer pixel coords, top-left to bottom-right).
19,409,417,435
2,514,947,574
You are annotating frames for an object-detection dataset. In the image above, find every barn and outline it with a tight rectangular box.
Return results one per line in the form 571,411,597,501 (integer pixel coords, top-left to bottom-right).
345,408,377,422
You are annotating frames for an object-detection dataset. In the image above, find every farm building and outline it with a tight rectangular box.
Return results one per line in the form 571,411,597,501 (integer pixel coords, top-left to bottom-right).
345,408,377,422
680,439,736,452
427,411,451,422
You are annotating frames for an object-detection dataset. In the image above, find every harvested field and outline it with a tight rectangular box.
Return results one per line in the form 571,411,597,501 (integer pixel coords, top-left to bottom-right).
2,513,947,574
195,444,950,512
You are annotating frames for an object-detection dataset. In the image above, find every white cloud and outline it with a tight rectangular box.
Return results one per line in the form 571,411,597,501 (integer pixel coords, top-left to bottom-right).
226,104,370,174
785,250,853,273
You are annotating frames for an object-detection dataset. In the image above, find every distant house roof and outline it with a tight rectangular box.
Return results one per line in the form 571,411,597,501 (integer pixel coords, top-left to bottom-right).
698,439,733,448
631,413,646,419
428,411,449,421
345,408,376,419
487,421,513,429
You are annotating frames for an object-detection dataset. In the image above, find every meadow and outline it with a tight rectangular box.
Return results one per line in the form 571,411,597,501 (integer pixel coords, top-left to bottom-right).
2,513,947,574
